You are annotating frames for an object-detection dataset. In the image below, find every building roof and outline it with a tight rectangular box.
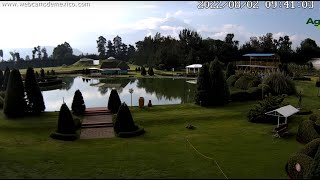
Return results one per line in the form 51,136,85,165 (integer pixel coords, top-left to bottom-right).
265,105,299,118
101,68,121,71
186,64,202,68
100,60,130,70
243,53,277,57
107,57,116,60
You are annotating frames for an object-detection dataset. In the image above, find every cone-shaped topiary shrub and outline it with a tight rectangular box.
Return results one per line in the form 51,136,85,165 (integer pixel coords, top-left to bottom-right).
141,67,146,76
71,89,86,115
148,67,154,76
40,68,45,78
114,102,145,138
25,67,45,114
296,120,320,144
3,69,27,118
50,103,78,141
195,63,210,106
108,89,121,114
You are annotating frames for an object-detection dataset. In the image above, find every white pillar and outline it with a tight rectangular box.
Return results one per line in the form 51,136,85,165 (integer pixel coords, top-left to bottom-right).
285,117,287,124
193,68,195,73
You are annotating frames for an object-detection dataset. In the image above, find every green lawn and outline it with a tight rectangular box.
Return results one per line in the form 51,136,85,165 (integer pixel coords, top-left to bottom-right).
0,78,319,178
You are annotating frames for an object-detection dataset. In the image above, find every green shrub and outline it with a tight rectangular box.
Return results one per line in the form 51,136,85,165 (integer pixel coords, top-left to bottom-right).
148,67,154,76
51,103,77,141
25,67,45,114
108,89,121,114
3,69,27,118
296,120,320,144
195,63,210,106
305,146,320,179
299,138,320,158
226,75,239,87
230,90,250,102
114,103,144,137
226,62,235,79
310,114,320,122
141,67,146,76
234,74,254,90
263,72,296,95
248,76,261,88
247,87,262,100
71,89,86,115
258,84,270,95
287,153,314,179
247,94,285,123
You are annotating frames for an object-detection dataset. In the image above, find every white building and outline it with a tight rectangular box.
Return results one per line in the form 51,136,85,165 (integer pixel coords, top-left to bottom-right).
185,64,202,74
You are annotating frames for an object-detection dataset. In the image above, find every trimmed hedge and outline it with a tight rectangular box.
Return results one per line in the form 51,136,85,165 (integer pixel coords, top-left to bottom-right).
117,126,145,138
234,75,254,90
299,138,320,158
226,75,239,87
287,153,314,179
305,146,320,179
296,120,320,144
230,90,250,102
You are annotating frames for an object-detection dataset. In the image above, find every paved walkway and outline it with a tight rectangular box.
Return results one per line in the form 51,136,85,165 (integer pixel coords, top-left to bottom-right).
80,108,115,139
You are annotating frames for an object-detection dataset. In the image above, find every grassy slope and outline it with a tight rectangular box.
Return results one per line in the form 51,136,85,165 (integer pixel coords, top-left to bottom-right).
0,78,318,178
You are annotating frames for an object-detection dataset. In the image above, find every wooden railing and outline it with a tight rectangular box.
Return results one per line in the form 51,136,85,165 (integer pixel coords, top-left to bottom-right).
236,61,280,67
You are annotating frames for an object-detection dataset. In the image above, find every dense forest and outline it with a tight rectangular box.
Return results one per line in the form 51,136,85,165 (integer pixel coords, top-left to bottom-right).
0,28,320,71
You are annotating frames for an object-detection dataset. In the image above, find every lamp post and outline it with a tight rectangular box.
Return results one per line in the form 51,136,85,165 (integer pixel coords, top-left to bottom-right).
129,88,134,108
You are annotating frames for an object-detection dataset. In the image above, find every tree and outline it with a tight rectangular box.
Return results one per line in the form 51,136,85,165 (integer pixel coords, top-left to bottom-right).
32,47,37,60
25,55,30,61
107,89,121,114
113,35,122,59
47,70,50,76
14,52,20,61
0,70,3,88
127,44,136,60
9,51,15,61
195,63,210,106
305,146,320,179
52,42,73,59
97,36,107,60
148,67,154,76
141,67,147,76
296,38,320,63
0,49,3,61
41,47,48,60
40,68,45,78
2,67,10,90
51,69,55,75
36,46,42,60
208,57,230,106
35,71,39,78
3,69,27,118
114,102,139,134
226,62,236,78
25,67,45,114
106,40,115,58
71,89,86,115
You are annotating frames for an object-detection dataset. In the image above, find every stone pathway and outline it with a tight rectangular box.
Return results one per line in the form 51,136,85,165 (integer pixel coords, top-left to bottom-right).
80,108,115,139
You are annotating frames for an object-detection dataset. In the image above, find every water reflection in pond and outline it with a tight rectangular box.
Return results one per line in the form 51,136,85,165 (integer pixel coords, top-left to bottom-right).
42,76,196,111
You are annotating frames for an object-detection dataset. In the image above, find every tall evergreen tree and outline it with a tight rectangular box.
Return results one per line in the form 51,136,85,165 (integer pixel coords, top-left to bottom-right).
148,67,154,76
208,57,230,106
108,89,121,114
40,68,45,78
226,62,236,78
97,36,107,60
141,67,147,76
195,63,210,106
3,67,10,90
3,69,27,118
25,67,45,114
71,89,86,115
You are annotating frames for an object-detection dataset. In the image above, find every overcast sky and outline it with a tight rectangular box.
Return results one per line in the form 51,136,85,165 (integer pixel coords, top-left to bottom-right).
0,1,320,56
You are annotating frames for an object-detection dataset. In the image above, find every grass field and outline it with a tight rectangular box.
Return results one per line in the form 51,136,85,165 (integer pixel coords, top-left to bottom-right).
0,77,318,178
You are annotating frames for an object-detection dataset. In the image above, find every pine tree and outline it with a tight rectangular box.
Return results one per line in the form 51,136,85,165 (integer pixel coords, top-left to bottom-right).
47,70,50,76
195,63,210,106
51,69,55,75
71,89,86,115
108,89,121,114
35,71,39,78
25,67,45,114
3,69,27,118
114,102,138,134
141,67,146,76
148,67,154,76
208,57,230,106
3,67,10,90
226,62,235,78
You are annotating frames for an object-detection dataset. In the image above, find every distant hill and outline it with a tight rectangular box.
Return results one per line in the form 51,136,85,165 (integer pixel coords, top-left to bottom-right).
1,46,83,60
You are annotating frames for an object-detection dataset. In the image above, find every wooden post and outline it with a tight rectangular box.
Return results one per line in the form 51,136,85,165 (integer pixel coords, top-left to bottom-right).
277,115,280,128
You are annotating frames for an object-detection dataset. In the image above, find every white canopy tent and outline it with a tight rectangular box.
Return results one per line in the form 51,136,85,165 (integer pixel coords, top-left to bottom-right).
265,105,300,127
186,64,202,74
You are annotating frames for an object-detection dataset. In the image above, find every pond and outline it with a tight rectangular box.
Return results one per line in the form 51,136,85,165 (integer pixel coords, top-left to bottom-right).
42,76,197,112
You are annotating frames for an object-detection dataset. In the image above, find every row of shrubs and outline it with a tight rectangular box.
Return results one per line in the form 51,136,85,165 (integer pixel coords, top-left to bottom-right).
230,84,270,102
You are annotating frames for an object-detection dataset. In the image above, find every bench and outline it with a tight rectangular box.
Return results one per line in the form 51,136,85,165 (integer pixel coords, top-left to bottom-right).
274,123,289,138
